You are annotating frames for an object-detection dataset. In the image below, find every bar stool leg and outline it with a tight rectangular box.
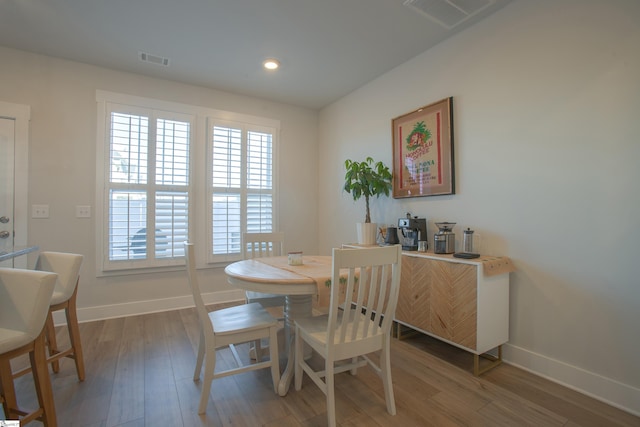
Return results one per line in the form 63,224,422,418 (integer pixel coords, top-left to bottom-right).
45,313,61,373
65,289,85,381
31,333,58,427
0,358,19,419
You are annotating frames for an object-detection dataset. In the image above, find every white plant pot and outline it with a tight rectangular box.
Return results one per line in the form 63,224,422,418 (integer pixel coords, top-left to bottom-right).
356,222,378,245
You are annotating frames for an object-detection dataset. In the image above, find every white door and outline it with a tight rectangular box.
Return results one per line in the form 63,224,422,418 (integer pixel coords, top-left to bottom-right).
0,102,30,268
0,117,16,267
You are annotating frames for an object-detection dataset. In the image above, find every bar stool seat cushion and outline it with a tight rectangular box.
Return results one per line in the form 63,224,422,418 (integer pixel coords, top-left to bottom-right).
0,267,58,354
38,252,83,306
0,328,32,354
49,289,69,306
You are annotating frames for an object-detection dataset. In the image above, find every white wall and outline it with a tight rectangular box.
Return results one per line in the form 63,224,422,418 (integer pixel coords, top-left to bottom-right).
0,45,319,317
318,0,640,415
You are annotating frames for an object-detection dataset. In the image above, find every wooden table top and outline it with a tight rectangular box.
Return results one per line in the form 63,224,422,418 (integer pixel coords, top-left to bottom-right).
224,255,332,295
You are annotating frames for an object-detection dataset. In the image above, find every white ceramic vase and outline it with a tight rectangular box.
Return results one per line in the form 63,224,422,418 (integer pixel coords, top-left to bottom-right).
356,222,378,245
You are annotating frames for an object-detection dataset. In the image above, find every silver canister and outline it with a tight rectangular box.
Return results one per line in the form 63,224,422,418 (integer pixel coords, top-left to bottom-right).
434,222,456,254
434,233,455,254
463,228,474,253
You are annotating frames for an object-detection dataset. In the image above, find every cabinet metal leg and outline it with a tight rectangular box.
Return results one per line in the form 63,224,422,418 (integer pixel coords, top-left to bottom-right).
473,345,502,376
393,321,419,340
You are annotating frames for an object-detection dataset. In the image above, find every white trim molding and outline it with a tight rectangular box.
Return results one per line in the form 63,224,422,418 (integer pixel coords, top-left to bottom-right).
504,343,640,417
52,289,245,325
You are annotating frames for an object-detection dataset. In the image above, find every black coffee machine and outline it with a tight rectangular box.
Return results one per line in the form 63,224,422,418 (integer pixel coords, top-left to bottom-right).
398,214,427,251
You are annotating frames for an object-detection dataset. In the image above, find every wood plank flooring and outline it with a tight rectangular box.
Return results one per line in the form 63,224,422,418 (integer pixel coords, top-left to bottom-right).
3,304,638,426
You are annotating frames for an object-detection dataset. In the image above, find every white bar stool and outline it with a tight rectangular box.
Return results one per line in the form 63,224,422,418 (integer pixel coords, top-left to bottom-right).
0,267,58,426
33,252,85,381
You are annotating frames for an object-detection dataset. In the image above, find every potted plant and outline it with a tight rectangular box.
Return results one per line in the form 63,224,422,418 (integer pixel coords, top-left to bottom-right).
343,157,393,245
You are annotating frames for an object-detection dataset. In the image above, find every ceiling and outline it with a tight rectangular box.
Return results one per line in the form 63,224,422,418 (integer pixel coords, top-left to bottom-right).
0,0,511,109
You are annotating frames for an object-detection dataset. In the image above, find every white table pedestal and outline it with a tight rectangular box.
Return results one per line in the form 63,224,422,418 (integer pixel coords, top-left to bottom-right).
279,294,313,396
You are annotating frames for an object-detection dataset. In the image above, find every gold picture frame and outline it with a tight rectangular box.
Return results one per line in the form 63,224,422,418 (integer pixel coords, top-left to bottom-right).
392,97,454,198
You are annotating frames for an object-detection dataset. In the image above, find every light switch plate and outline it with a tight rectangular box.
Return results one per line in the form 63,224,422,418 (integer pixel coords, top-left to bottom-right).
32,204,49,218
76,205,91,218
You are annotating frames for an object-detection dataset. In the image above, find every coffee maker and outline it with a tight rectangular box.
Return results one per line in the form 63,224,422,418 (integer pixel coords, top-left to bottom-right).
398,214,427,251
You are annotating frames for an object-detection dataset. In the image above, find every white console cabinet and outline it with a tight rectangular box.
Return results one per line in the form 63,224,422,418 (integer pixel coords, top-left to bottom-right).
397,252,511,375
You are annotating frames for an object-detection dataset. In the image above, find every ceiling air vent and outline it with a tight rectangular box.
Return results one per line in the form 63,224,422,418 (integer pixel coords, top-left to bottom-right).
138,51,170,67
403,0,495,30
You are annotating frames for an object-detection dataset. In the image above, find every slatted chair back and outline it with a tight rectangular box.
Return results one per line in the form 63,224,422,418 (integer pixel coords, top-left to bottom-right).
327,245,402,356
242,232,284,260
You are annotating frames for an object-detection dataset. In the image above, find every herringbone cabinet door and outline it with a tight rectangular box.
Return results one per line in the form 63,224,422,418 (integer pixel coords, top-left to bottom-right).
396,256,431,331
397,256,478,350
429,260,477,350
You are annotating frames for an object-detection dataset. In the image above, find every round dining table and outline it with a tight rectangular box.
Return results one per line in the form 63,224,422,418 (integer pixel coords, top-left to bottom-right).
224,255,332,396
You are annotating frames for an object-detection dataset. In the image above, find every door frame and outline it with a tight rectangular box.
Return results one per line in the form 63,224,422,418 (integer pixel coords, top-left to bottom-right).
0,101,30,268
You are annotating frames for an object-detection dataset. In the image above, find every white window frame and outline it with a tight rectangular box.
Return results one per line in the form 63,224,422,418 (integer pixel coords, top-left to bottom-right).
96,91,279,275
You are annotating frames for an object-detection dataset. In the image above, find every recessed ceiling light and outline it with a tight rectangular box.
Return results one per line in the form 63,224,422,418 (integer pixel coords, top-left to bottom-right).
263,59,280,70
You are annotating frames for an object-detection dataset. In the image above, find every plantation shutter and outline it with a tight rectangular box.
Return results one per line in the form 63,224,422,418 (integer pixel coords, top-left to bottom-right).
211,125,242,255
210,122,275,260
246,130,273,233
105,106,191,268
97,91,279,274
155,119,190,259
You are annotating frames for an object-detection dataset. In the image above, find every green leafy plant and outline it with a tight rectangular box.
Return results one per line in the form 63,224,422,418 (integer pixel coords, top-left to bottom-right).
344,157,393,223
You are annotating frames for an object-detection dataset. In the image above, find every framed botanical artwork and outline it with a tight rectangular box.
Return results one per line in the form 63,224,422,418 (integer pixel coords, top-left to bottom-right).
392,97,455,198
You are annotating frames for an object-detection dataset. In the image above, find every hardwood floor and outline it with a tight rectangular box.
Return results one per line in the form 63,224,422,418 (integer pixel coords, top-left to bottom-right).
3,304,638,426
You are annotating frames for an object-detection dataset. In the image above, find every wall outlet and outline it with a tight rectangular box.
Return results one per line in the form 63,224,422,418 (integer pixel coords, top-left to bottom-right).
32,204,49,218
76,205,91,218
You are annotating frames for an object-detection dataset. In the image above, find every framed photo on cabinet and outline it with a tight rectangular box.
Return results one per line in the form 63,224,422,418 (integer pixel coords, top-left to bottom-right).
392,97,455,198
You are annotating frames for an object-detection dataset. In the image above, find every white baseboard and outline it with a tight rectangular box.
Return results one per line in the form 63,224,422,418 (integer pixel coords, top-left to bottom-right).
503,343,640,417
52,289,245,325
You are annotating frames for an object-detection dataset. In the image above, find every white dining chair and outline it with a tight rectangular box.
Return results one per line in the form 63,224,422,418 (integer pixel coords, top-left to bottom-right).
243,232,287,359
294,244,402,427
242,232,287,308
0,267,58,426
184,242,280,414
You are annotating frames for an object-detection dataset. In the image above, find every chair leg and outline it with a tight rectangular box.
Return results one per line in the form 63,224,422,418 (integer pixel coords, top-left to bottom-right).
65,295,85,381
0,358,18,419
268,326,280,393
325,358,336,427
350,356,358,375
45,312,60,373
380,339,396,415
254,338,262,361
198,350,215,414
31,333,58,427
193,328,205,381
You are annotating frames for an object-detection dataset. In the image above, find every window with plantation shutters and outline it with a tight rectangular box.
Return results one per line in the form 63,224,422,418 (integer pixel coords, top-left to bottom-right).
101,101,192,271
209,120,276,262
96,91,278,274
